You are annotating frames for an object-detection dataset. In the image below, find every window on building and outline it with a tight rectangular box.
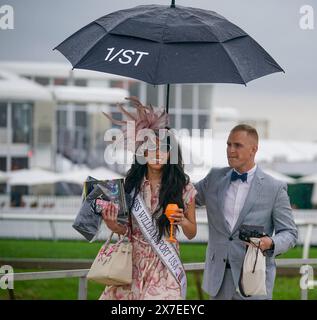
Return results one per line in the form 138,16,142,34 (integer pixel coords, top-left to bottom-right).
0,157,6,171
74,129,88,150
57,110,67,128
12,103,33,144
34,77,50,86
111,111,122,122
57,129,72,155
168,114,175,128
0,102,7,127
110,80,124,88
22,75,32,80
74,111,89,150
11,157,28,170
198,85,212,110
0,184,6,194
181,114,193,131
54,78,67,86
146,85,159,106
56,110,68,153
181,85,193,109
0,157,6,194
168,85,176,110
128,81,140,98
74,79,87,87
109,109,123,129
199,115,209,130
11,185,29,205
75,111,87,127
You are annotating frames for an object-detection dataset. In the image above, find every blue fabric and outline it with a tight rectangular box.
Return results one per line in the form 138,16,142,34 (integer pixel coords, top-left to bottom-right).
230,171,248,182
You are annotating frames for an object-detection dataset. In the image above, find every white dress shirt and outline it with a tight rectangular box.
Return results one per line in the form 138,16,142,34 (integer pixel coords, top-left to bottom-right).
223,165,257,231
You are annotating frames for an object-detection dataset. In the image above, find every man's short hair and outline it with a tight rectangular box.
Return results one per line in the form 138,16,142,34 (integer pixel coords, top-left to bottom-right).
230,124,259,144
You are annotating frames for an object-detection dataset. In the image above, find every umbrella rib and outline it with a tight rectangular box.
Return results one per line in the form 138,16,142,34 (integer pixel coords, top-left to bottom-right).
53,22,94,51
169,8,246,43
219,42,247,85
95,8,154,34
72,23,107,69
180,10,223,42
153,8,171,85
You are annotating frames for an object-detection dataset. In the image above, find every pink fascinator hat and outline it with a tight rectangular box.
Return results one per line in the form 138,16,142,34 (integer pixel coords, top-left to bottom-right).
103,97,169,153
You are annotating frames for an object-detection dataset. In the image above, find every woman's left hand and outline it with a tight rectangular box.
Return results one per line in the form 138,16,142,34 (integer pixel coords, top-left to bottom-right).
170,208,186,226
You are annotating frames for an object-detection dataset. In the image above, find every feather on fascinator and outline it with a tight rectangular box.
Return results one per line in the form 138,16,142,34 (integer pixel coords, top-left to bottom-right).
102,96,169,152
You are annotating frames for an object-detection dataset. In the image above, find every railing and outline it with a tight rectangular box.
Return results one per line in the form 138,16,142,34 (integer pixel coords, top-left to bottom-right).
1,209,317,254
5,259,317,300
0,212,75,241
0,195,82,210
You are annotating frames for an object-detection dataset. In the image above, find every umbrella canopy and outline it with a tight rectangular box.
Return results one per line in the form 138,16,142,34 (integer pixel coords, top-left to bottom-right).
262,169,297,184
56,168,91,184
90,167,123,180
57,167,123,184
298,174,317,184
7,168,59,186
55,2,284,111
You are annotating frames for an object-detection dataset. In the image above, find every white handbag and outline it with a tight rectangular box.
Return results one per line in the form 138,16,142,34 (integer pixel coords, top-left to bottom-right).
87,231,132,286
239,237,267,297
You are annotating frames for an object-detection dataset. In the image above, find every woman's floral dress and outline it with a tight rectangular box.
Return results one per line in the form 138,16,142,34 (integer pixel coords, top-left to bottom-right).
99,178,197,300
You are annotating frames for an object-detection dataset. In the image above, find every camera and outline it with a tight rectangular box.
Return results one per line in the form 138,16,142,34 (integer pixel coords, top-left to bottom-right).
238,224,266,242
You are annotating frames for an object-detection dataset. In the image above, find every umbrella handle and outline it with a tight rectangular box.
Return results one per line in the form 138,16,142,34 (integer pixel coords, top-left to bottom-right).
166,83,170,114
170,0,176,8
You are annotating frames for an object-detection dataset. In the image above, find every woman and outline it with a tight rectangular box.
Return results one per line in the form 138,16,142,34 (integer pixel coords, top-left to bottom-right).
99,98,197,300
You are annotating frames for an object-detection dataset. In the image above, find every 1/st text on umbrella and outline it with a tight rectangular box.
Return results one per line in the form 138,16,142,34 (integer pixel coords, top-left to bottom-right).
105,48,149,66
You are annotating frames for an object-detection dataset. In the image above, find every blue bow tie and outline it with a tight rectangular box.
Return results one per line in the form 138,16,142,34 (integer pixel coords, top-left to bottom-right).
231,171,248,182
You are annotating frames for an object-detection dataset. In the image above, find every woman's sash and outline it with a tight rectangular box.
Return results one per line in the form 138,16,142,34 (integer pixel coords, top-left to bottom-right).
130,193,187,299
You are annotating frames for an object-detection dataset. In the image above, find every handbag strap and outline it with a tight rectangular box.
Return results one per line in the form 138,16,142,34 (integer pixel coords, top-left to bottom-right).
249,238,261,273
99,229,129,257
98,232,114,257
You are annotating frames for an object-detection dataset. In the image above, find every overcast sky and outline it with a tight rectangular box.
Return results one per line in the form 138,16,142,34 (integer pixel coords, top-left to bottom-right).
0,0,316,131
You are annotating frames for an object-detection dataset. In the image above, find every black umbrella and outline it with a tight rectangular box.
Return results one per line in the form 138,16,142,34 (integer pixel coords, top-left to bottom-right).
54,1,284,113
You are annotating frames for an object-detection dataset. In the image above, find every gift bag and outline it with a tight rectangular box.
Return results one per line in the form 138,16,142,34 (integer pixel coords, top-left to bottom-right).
87,232,132,286
72,184,103,242
72,176,129,242
239,237,267,297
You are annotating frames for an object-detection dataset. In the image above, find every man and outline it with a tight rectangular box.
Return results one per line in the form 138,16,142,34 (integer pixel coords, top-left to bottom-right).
195,124,298,300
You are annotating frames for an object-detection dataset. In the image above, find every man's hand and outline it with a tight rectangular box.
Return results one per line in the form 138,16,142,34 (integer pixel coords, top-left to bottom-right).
259,236,273,251
245,236,273,252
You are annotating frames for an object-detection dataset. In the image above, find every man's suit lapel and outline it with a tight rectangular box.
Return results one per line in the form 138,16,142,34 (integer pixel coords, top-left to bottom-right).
231,167,264,234
217,169,232,234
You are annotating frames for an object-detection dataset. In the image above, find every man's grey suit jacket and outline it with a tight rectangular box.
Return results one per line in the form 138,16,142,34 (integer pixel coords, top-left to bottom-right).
195,166,298,298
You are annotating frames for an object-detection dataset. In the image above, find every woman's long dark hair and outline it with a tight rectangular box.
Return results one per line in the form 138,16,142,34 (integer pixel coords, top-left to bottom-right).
124,130,189,243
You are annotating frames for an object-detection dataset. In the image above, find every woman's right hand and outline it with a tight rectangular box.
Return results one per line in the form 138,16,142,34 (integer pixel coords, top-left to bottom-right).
101,201,121,232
